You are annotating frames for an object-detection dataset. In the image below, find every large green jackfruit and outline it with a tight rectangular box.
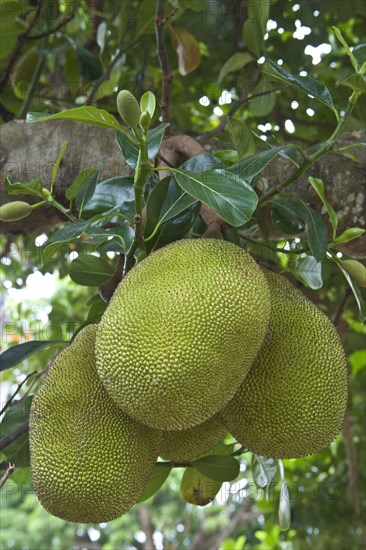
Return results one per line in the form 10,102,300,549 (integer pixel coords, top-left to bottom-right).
159,414,227,462
29,324,160,523
221,272,348,459
95,239,271,430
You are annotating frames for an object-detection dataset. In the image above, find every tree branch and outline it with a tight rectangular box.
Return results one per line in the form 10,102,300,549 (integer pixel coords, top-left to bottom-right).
0,371,37,416
0,463,15,489
155,0,173,123
27,13,74,40
0,421,29,453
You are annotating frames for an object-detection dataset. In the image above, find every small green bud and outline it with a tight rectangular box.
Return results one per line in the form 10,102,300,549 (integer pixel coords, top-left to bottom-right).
0,201,32,222
139,110,151,132
116,90,141,128
41,188,52,200
342,259,366,287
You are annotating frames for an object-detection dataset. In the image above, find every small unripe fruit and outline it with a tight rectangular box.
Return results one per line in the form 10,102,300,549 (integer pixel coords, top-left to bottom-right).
342,259,366,287
139,110,151,132
116,90,141,128
41,188,52,200
0,201,32,222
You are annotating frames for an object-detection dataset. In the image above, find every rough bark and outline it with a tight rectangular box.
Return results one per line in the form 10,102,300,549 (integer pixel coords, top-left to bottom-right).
1,120,365,255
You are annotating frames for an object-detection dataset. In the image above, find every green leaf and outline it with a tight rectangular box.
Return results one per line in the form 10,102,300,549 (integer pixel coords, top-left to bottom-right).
250,78,277,117
0,340,68,371
341,73,366,93
332,27,358,73
264,59,338,119
27,107,123,131
290,255,323,289
76,45,103,81
4,177,44,198
97,225,135,254
69,254,114,286
147,123,170,160
75,171,99,217
227,118,255,160
252,454,278,489
278,481,291,531
335,260,366,323
66,167,98,201
218,52,253,83
116,124,169,168
51,141,68,191
334,142,366,152
228,147,284,181
308,176,338,238
333,227,365,244
243,19,263,57
248,0,270,33
180,468,222,505
137,463,172,503
80,176,135,220
0,396,33,466
271,197,328,261
140,91,156,118
192,455,240,482
353,44,366,73
170,27,201,75
174,168,258,227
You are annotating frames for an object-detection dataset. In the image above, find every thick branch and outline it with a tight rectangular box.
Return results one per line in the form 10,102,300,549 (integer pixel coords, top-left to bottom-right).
0,421,29,453
155,0,173,123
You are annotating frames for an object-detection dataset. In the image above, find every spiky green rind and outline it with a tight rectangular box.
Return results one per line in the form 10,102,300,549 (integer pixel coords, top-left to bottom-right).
159,414,227,462
29,324,160,523
221,272,348,459
95,239,271,430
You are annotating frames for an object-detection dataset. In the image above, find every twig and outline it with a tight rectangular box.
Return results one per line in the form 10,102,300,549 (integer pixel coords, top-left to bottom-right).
0,1,44,95
0,372,37,416
0,421,29,453
27,13,74,40
155,0,173,123
0,463,15,489
15,366,48,405
85,37,143,105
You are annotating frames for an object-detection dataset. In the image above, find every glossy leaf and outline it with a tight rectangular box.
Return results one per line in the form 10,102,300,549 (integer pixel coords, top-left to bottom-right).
291,255,323,289
192,455,240,482
308,176,338,238
218,52,253,83
228,147,284,180
116,130,139,167
271,197,328,261
80,176,135,220
66,167,98,201
147,123,170,160
336,261,366,322
227,118,255,160
170,27,201,75
0,340,68,371
75,170,99,216
27,107,123,131
0,396,33,466
69,254,114,286
4,177,44,198
174,168,258,226
252,455,278,489
341,73,366,93
333,227,365,244
137,463,172,503
140,91,156,118
353,44,366,73
265,59,338,118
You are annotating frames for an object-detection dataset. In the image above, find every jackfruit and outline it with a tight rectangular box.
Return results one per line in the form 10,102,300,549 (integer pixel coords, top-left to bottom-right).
0,201,32,222
221,272,348,459
29,324,160,523
95,238,271,430
180,468,222,506
160,414,227,462
117,90,140,128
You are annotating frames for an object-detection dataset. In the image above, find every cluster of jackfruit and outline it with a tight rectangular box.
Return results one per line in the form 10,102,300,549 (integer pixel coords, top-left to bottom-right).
30,238,348,523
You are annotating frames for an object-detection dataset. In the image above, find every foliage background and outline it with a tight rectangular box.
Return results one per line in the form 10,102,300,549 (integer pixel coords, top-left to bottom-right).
0,0,365,549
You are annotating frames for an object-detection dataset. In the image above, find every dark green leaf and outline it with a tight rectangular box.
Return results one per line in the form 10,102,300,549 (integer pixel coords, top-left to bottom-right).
75,171,99,216
243,19,263,57
192,455,240,482
174,168,258,227
97,225,135,254
69,254,114,286
218,52,253,83
353,44,366,72
4,177,44,198
341,73,366,93
66,167,98,201
147,123,170,160
265,59,337,118
0,341,68,371
227,118,255,160
228,147,284,181
271,197,328,261
137,463,172,502
80,176,135,220
308,176,338,238
290,255,323,289
250,79,277,117
336,261,366,322
27,107,123,131
116,130,140,168
51,141,68,189
76,45,103,81
271,205,305,235
0,396,33,466
252,454,278,488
